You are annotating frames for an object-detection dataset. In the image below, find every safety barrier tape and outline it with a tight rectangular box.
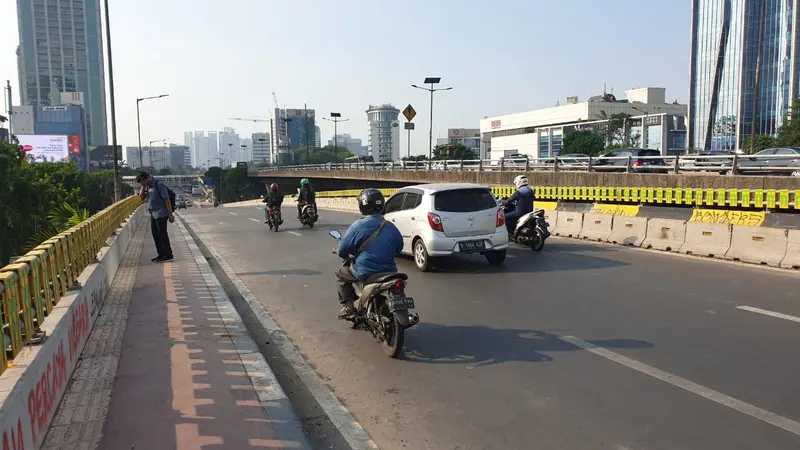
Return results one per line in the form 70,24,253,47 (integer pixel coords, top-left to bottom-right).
0,195,142,373
313,186,799,210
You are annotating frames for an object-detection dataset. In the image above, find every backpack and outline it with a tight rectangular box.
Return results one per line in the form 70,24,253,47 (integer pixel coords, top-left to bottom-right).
156,180,177,211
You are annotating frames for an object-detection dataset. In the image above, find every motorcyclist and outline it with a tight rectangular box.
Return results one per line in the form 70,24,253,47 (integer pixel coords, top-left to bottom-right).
503,174,534,234
297,178,316,220
263,183,284,224
335,188,403,319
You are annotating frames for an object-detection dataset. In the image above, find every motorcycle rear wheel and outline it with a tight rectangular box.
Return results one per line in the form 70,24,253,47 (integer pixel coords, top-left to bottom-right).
381,314,405,358
531,229,545,251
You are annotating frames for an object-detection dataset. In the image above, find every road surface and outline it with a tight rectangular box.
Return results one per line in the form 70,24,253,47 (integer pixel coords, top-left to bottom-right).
180,204,800,450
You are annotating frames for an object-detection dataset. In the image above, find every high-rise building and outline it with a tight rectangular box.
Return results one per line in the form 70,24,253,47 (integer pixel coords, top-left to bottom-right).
207,131,218,166
689,0,800,150
240,137,253,163
17,0,108,146
192,131,207,167
366,104,400,162
270,108,316,164
328,133,364,156
315,126,321,147
219,127,240,167
251,132,270,165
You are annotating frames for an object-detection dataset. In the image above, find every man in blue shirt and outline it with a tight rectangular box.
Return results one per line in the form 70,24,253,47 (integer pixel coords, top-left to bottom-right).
136,172,175,262
336,188,403,318
504,174,534,234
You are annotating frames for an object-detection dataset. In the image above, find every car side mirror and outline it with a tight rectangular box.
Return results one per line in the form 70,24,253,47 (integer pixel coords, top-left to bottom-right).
329,230,342,240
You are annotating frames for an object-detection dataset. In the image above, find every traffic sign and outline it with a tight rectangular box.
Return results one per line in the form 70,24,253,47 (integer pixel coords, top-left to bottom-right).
404,122,415,130
402,104,417,122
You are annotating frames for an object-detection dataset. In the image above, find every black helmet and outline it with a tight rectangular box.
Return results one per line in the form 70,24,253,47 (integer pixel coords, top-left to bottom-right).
357,188,385,216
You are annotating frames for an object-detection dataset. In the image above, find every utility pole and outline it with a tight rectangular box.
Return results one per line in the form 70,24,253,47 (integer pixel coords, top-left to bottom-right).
323,112,349,162
102,0,120,201
304,103,310,164
412,77,453,161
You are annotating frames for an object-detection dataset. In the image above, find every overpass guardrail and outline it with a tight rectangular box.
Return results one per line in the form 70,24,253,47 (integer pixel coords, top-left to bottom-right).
0,195,142,375
316,186,799,210
253,154,800,176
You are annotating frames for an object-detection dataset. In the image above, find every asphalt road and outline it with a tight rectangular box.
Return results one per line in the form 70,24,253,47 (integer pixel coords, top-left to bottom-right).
180,203,800,450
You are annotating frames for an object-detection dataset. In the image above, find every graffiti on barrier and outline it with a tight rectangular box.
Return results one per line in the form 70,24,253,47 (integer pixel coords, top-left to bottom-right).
689,209,765,227
590,204,640,217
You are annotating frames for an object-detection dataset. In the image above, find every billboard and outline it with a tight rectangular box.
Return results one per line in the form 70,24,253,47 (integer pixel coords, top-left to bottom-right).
17,135,69,162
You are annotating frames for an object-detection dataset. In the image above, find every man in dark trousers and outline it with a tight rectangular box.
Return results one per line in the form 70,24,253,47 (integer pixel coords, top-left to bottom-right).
136,171,175,262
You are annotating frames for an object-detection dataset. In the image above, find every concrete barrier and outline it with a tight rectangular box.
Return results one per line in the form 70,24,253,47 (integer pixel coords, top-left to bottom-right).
543,210,558,233
579,213,613,242
642,218,687,252
0,207,145,450
316,197,359,213
553,211,583,238
680,222,732,258
609,216,649,247
723,226,788,267
780,230,800,270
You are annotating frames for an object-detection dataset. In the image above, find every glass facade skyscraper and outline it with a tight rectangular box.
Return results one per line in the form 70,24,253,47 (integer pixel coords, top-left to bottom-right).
689,0,800,150
17,0,108,146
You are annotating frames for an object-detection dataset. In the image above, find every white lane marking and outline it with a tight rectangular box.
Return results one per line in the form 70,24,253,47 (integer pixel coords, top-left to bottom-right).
229,212,238,216
559,335,800,437
736,305,800,324
248,218,260,223
287,231,302,236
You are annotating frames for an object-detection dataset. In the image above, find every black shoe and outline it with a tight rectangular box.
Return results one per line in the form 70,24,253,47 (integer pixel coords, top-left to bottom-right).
156,255,174,262
151,255,161,262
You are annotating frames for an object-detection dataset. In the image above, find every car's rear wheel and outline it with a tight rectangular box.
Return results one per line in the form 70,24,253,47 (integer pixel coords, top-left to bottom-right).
485,250,507,266
413,238,431,272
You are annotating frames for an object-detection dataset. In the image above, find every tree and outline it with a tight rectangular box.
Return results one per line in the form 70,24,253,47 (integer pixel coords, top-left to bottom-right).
562,130,605,157
292,145,354,164
157,167,173,175
775,99,800,146
740,134,775,154
432,142,477,160
605,113,631,145
401,155,428,161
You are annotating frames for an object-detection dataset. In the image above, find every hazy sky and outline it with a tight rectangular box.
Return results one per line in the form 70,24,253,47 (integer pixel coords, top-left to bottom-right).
0,0,690,158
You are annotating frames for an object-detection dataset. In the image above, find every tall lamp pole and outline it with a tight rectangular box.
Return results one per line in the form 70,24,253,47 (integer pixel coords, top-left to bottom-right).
136,93,169,169
412,77,452,161
322,112,349,162
102,0,121,200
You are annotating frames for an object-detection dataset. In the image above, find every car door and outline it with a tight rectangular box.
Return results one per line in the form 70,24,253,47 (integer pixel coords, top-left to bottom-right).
393,192,423,249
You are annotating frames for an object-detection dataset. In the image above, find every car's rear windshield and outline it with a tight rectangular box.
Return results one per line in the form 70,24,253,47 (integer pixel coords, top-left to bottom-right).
434,188,496,213
638,150,662,157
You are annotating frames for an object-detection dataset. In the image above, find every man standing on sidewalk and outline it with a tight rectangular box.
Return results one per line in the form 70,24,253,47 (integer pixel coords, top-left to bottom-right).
136,171,175,262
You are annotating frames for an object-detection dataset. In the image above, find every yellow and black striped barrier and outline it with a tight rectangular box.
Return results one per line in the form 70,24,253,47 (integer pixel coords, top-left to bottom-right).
315,186,799,210
0,195,142,374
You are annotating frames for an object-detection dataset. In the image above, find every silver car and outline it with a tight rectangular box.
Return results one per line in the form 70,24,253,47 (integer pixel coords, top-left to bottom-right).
383,183,510,271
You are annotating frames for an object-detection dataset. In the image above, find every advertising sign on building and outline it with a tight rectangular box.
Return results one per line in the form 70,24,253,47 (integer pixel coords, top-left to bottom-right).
68,135,81,155
17,135,69,162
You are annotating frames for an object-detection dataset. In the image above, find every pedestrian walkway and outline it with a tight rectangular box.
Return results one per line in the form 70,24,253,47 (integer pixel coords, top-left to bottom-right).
41,216,311,449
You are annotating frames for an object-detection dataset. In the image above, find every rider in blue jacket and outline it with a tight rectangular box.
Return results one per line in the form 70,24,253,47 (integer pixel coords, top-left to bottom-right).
336,188,403,318
504,174,534,234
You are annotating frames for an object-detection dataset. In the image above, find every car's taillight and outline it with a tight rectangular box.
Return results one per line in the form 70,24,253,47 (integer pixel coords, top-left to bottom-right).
390,279,404,294
496,208,505,227
428,212,444,232
633,160,643,167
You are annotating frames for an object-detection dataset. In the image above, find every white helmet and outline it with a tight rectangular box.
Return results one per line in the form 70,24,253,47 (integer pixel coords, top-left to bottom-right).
513,175,529,189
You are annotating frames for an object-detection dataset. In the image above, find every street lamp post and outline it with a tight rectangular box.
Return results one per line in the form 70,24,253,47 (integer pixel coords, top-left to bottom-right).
136,94,169,169
227,143,233,168
257,138,267,165
148,139,167,171
102,0,120,201
241,144,247,166
412,77,453,161
322,112,350,162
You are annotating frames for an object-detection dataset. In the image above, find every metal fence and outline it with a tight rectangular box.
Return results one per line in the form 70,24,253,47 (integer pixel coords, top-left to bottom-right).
0,195,142,375
253,154,800,176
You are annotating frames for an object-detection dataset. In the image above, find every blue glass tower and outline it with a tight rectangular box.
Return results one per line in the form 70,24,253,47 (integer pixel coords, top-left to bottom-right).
689,0,800,150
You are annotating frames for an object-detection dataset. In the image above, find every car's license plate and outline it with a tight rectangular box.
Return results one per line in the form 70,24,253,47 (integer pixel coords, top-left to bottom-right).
458,240,486,252
388,297,415,312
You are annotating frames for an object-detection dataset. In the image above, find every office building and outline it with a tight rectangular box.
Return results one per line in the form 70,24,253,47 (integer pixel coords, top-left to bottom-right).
207,131,218,165
689,0,800,150
191,131,208,167
124,144,188,171
436,128,481,155
270,108,316,164
219,127,240,167
168,145,191,170
480,88,687,160
17,0,108,146
366,104,400,162
328,134,364,156
315,126,321,147
11,105,35,135
251,132,270,165
240,137,253,163
34,104,88,169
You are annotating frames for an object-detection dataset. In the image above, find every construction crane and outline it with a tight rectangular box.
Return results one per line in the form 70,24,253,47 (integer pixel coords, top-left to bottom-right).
272,92,279,109
228,117,269,123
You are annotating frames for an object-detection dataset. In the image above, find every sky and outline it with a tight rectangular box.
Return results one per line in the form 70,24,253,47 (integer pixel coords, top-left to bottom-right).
0,0,691,160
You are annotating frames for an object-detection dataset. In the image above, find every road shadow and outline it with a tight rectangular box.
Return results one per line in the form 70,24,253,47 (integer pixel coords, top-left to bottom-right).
401,323,652,367
237,269,324,276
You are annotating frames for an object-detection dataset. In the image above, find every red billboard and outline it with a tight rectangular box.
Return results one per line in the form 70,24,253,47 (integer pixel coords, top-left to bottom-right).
68,135,81,156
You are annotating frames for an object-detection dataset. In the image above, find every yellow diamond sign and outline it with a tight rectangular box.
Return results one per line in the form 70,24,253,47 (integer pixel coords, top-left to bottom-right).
402,104,417,122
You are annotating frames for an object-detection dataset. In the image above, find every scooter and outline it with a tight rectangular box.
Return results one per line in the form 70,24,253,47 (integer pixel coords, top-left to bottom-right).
299,202,318,228
266,206,283,231
329,230,419,358
498,196,550,251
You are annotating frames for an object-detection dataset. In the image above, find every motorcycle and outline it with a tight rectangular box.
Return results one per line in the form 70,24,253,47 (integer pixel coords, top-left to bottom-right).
299,202,318,228
498,196,550,251
265,206,283,232
329,230,419,358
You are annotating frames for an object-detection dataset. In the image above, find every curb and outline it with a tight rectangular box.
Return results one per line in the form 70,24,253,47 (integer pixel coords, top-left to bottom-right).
174,219,313,448
178,214,378,450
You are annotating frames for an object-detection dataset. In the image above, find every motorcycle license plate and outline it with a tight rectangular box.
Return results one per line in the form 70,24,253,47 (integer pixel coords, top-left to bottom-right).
388,297,415,312
458,240,486,253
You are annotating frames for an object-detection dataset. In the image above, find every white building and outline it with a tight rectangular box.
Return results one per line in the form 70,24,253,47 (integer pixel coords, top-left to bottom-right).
479,88,688,160
252,132,270,165
219,127,240,167
10,105,35,135
328,133,364,156
366,104,400,162
436,128,481,156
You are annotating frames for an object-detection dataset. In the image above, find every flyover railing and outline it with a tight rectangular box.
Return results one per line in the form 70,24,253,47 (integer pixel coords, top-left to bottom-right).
0,195,142,375
252,154,800,176
315,185,799,210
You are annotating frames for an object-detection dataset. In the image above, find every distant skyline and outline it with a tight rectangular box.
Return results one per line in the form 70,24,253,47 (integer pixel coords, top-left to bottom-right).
0,1,691,160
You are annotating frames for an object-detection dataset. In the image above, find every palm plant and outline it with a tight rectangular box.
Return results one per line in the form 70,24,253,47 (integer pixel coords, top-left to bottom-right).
26,202,90,249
